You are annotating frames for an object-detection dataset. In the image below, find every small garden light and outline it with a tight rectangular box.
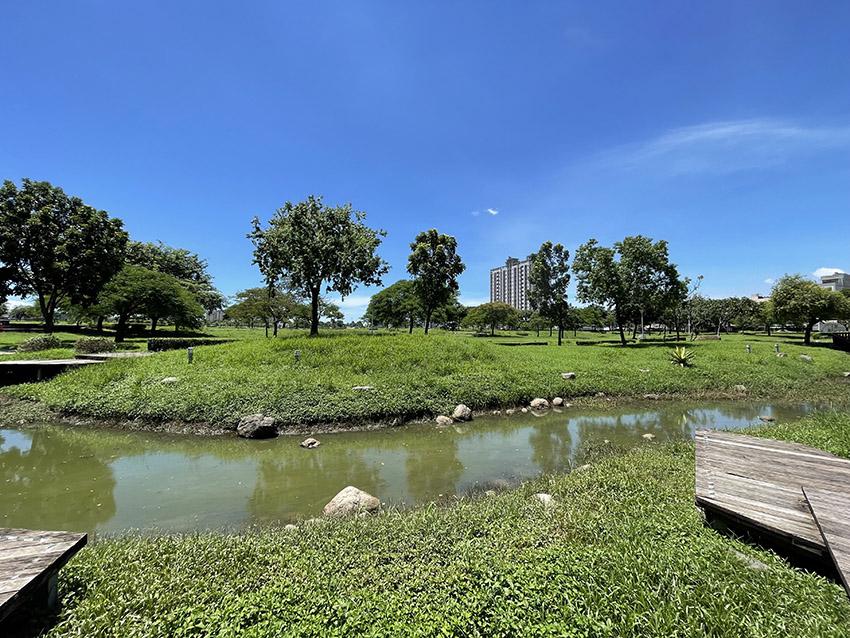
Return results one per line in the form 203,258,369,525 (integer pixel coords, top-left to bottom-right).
187,347,194,364
774,343,780,353
294,350,301,363
746,344,751,354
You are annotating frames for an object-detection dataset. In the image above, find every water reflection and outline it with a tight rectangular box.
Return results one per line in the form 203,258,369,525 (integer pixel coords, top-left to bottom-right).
0,401,816,534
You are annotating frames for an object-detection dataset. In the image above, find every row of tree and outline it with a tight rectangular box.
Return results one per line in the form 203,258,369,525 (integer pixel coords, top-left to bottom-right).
0,179,223,340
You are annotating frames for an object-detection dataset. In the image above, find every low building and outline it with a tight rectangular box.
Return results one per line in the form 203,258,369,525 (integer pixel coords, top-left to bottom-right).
819,271,850,292
749,294,770,304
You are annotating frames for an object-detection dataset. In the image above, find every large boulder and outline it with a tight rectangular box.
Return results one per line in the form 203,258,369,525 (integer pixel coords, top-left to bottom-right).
237,414,278,439
552,397,564,406
323,486,381,518
452,404,473,422
530,398,549,410
435,415,453,426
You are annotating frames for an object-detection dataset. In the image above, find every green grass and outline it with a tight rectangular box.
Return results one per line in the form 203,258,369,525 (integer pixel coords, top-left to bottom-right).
4,330,849,428
37,411,850,637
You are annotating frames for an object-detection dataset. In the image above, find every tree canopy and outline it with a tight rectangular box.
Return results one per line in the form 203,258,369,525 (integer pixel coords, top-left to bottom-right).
462,302,518,335
0,179,128,329
771,275,850,345
407,229,465,334
364,279,422,332
249,195,387,336
528,241,571,346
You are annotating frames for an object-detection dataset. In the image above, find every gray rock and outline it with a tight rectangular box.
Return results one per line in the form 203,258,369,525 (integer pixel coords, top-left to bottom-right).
561,372,577,380
643,393,661,400
521,407,529,413
530,398,549,410
595,392,606,398
452,404,473,422
300,437,321,449
639,368,650,373
492,410,501,415
237,414,278,439
758,415,776,423
776,352,787,358
505,408,515,415
322,486,381,517
484,490,497,497
435,415,453,426
161,376,179,385
642,433,656,440
552,397,564,406
733,384,747,393
533,493,555,508
352,385,375,391
799,354,813,363
574,464,592,472
284,524,298,531
844,372,850,378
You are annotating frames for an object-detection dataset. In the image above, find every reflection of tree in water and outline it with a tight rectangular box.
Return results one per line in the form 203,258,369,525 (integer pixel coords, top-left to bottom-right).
528,424,574,474
248,449,383,524
0,430,116,532
404,437,464,503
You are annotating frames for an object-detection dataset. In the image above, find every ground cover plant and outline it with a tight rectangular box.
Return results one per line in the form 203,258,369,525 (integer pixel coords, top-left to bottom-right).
4,330,848,428
34,411,850,637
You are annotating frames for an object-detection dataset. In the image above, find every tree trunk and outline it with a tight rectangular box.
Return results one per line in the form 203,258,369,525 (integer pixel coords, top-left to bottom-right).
151,317,159,333
424,309,432,334
310,288,320,337
804,320,816,345
766,323,771,336
632,323,638,339
96,316,105,333
557,326,563,346
640,309,645,339
38,294,55,331
115,314,128,343
408,316,414,334
536,327,540,337
490,323,495,336
273,320,278,337
617,318,627,346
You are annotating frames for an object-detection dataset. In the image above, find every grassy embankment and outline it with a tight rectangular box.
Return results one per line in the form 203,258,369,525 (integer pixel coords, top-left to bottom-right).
37,411,850,637
3,329,849,429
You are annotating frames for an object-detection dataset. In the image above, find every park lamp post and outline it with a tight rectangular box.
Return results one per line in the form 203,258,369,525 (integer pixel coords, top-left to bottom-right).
187,347,194,364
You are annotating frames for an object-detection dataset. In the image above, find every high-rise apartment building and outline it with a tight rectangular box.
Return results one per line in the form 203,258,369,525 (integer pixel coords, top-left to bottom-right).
820,271,850,292
490,256,533,311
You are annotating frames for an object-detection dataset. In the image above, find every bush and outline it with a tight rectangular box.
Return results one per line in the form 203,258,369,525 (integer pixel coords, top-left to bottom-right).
74,337,116,354
17,334,62,352
147,337,233,352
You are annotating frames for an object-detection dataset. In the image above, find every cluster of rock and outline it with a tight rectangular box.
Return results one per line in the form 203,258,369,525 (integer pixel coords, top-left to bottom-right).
236,414,278,439
435,404,473,425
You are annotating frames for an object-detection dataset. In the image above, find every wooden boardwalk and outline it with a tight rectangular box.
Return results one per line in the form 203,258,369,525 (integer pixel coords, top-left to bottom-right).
0,358,103,384
0,529,87,623
696,430,850,595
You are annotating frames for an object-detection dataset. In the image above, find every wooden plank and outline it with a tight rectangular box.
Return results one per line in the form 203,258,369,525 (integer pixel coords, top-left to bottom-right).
804,487,850,597
0,529,87,623
0,359,101,367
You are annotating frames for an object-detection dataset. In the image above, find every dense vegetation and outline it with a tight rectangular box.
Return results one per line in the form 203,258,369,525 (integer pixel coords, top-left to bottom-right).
4,330,848,428
37,411,850,637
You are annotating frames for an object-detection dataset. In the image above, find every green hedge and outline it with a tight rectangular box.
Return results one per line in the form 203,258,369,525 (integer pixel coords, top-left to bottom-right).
147,337,233,352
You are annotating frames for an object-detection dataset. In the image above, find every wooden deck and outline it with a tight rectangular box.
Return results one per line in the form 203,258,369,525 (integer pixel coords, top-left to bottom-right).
0,358,103,384
0,529,87,624
696,430,850,593
74,351,152,361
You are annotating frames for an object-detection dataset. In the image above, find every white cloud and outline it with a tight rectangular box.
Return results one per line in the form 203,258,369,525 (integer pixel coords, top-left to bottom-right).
459,295,489,307
595,119,850,176
813,267,846,279
470,210,480,217
764,278,775,285
486,208,499,216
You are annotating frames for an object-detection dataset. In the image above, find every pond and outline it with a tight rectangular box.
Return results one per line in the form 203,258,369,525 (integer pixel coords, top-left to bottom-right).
0,401,813,535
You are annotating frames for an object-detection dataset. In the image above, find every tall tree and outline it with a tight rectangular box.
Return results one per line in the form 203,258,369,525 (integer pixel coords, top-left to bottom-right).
528,241,571,346
0,179,128,329
226,286,299,336
364,280,422,332
461,302,518,336
771,275,850,345
249,196,387,337
407,229,465,334
126,241,224,313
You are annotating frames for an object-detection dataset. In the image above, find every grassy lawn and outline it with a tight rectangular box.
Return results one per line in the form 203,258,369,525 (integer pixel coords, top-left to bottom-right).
36,411,850,637
3,330,848,428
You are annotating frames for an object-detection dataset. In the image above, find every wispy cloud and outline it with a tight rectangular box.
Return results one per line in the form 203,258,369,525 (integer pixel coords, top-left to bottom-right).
813,267,846,279
764,278,775,285
595,119,850,176
486,208,499,216
471,207,499,217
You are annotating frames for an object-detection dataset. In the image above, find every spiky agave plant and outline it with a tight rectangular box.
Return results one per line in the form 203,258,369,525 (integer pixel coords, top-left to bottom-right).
669,346,695,368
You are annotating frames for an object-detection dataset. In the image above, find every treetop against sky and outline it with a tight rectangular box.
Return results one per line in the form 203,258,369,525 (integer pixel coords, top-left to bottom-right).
1,2,848,319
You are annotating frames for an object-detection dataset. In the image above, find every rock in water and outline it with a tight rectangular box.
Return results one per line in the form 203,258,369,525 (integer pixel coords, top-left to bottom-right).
323,486,381,517
533,493,555,508
561,372,577,380
300,437,321,448
530,398,549,410
758,415,776,423
435,415,453,426
452,404,473,422
552,397,564,406
237,414,277,439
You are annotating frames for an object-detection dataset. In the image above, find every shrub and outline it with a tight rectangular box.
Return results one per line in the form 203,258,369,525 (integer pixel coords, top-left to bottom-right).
147,337,233,352
17,334,62,352
669,346,695,367
74,337,116,354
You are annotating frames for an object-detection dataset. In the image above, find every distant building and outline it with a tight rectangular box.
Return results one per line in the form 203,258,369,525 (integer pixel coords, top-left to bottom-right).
490,256,533,311
206,309,224,323
819,271,850,292
749,294,770,304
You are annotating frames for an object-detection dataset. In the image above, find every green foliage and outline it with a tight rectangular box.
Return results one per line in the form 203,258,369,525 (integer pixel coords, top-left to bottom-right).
17,334,62,352
771,275,850,344
249,195,388,336
753,411,850,459
147,337,234,352
226,287,301,335
9,332,850,427
462,302,519,335
364,279,422,331
529,241,571,345
407,229,465,333
669,346,695,367
74,337,116,354
0,179,128,328
44,434,850,636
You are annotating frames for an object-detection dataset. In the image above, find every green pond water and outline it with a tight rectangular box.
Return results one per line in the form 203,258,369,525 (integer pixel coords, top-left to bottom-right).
1,401,813,535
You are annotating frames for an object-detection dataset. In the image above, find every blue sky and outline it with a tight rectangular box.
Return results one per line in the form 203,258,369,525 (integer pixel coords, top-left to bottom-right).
2,2,849,319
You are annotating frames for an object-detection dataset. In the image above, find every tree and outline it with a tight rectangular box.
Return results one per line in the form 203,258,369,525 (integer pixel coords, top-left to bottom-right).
249,196,387,337
430,297,467,331
364,280,422,332
126,241,224,313
573,236,683,346
771,275,850,345
9,303,42,321
0,179,128,329
97,266,204,341
407,229,465,334
462,302,518,336
226,287,299,336
528,241,571,346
